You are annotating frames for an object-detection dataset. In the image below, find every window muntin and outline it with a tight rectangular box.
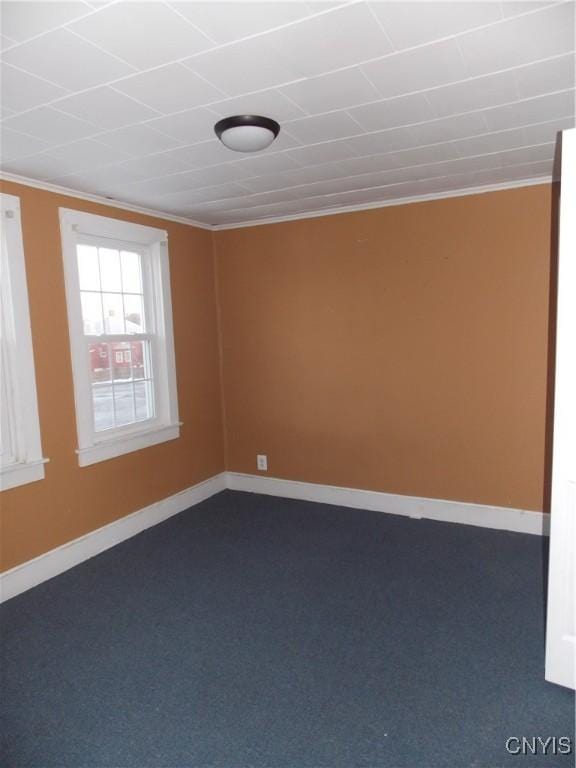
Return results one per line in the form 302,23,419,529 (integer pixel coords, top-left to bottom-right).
59,209,180,466
0,193,47,490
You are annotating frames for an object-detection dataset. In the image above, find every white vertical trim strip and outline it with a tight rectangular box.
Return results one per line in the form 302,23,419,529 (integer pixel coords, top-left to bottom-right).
545,127,576,690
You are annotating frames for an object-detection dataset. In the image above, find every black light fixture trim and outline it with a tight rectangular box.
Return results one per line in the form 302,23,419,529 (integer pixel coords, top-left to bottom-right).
214,115,280,140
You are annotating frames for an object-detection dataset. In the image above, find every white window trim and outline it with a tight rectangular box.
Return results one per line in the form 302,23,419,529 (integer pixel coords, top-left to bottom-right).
1,193,48,491
59,208,181,467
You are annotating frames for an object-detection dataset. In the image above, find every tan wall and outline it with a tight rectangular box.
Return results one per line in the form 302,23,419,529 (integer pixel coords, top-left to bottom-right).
215,185,553,512
0,181,225,571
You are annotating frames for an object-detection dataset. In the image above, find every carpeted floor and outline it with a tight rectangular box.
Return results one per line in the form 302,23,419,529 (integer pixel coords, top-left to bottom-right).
1,490,574,767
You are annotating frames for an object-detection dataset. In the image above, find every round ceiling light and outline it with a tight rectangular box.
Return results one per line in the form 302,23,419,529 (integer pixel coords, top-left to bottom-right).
214,115,280,153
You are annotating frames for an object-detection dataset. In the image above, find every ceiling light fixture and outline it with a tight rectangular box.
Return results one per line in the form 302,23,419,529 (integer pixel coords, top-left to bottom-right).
214,115,280,153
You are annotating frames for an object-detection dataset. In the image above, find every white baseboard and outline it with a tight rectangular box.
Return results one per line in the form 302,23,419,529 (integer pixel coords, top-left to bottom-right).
226,473,549,537
0,472,226,603
1,470,548,603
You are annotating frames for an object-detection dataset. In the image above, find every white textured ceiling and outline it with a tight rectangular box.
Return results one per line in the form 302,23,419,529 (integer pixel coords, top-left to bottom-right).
0,0,574,228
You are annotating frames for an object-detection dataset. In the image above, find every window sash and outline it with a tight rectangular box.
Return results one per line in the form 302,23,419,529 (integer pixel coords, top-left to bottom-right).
83,334,158,437
76,238,158,439
59,208,180,466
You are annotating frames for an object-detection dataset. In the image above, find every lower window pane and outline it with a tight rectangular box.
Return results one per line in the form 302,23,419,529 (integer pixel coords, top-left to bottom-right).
111,341,132,381
92,385,114,431
132,340,149,380
114,382,135,427
135,380,154,422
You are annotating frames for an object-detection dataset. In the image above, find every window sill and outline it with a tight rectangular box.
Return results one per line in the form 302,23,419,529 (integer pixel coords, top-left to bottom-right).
76,423,181,467
0,457,49,491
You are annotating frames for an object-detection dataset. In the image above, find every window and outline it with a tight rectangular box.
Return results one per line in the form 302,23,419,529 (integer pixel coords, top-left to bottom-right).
0,193,47,490
59,209,180,466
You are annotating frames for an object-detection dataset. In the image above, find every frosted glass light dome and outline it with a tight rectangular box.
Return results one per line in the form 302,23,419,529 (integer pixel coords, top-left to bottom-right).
214,115,280,153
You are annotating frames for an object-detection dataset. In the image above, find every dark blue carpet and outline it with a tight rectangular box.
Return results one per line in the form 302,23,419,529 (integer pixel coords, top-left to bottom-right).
1,490,574,767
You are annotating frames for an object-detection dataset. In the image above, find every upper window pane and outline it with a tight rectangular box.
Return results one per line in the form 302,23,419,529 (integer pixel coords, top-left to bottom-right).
81,291,103,335
121,251,143,294
102,292,124,334
77,245,100,291
99,248,122,293
124,293,145,333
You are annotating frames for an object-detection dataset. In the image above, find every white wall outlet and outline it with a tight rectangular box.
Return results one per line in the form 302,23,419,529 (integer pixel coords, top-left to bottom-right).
257,454,268,471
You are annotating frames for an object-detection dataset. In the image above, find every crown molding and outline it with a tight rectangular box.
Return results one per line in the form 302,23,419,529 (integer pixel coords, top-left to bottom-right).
0,172,214,231
212,176,553,230
0,172,552,234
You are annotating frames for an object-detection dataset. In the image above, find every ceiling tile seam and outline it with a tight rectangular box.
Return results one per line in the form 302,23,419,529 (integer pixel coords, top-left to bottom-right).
47,101,165,136
343,109,369,133
162,1,220,47
511,69,525,104
0,61,76,99
275,91,311,118
27,143,135,175
0,34,18,48
64,27,141,72
365,2,397,53
3,82,572,186
208,161,555,219
104,86,170,117
185,68,232,101
0,0,111,52
151,141,557,210
422,91,439,121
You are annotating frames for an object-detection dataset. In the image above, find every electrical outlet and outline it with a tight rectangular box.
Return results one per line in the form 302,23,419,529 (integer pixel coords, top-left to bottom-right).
257,454,268,471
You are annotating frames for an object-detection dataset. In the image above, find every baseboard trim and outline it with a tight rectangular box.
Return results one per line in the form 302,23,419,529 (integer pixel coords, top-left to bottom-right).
0,472,226,603
1,471,548,603
226,473,549,536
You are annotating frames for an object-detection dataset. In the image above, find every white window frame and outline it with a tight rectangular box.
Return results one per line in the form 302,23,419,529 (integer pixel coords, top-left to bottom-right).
1,193,48,491
59,208,181,467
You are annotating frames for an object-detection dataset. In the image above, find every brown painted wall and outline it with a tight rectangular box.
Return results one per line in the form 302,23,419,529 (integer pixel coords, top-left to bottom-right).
215,185,553,512
0,181,225,571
